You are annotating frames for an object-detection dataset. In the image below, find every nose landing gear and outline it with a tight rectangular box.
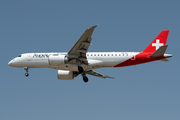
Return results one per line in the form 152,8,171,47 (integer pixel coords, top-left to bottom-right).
24,67,29,77
25,73,29,77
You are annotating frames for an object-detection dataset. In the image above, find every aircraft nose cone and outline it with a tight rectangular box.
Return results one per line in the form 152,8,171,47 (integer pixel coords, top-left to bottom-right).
8,60,13,66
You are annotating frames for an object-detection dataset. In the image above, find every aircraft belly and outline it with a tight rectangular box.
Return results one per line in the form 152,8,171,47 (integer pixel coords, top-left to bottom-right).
50,63,102,71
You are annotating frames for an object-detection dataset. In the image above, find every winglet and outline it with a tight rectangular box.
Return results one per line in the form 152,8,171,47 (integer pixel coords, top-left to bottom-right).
88,25,98,30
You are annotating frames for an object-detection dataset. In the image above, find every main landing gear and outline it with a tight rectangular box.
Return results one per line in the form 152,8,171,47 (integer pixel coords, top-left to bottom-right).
78,66,89,83
83,75,88,83
24,67,29,77
78,66,84,74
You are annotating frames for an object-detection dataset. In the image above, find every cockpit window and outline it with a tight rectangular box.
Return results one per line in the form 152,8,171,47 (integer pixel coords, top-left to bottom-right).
18,55,21,57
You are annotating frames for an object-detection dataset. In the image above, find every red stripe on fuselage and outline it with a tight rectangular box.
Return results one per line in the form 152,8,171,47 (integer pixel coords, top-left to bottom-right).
114,52,165,67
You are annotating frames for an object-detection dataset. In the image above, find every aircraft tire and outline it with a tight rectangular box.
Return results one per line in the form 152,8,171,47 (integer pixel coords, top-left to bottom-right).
83,76,88,83
78,66,84,73
25,73,29,77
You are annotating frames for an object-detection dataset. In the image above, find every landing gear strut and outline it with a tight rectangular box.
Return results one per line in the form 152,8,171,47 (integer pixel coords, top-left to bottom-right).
76,61,89,83
24,67,29,77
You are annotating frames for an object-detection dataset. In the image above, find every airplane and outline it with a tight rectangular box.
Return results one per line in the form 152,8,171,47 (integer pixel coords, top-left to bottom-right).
8,25,172,82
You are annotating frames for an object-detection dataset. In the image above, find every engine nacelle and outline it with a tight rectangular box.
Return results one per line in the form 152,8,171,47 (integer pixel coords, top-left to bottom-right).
48,54,68,66
57,70,74,80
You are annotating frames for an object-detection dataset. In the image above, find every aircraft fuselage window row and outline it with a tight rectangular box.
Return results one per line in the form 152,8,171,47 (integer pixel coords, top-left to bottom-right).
18,53,128,58
87,53,128,57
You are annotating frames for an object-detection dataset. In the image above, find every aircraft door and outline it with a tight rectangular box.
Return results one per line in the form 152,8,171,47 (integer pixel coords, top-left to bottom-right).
27,54,32,61
131,52,135,60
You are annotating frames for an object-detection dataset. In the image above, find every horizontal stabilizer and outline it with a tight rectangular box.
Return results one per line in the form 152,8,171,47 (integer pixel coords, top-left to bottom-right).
160,58,169,61
150,45,168,57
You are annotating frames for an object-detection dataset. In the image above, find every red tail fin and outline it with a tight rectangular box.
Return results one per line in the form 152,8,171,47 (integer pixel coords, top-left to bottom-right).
143,30,169,53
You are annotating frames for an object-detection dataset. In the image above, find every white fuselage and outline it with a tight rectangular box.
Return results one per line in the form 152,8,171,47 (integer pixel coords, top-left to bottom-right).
8,52,139,71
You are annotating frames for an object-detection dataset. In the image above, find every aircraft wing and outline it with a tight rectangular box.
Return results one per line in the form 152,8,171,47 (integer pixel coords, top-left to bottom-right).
85,70,115,79
67,25,97,64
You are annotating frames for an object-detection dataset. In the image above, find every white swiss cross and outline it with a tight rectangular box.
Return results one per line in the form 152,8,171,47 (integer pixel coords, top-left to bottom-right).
152,39,164,50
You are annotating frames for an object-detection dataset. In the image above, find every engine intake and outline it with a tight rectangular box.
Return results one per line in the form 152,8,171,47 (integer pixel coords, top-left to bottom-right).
48,54,68,66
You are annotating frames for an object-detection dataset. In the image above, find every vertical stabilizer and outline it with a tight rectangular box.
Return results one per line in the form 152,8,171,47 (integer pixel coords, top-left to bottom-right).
143,30,169,53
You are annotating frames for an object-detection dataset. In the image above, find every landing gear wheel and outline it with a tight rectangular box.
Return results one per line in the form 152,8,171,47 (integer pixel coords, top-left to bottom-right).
78,66,84,74
83,76,88,83
25,73,29,77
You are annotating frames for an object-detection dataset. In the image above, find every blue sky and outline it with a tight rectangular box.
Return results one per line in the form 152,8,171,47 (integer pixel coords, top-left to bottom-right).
1,0,179,120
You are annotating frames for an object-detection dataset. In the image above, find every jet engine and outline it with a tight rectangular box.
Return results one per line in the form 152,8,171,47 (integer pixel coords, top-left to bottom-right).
57,70,74,80
48,54,68,66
